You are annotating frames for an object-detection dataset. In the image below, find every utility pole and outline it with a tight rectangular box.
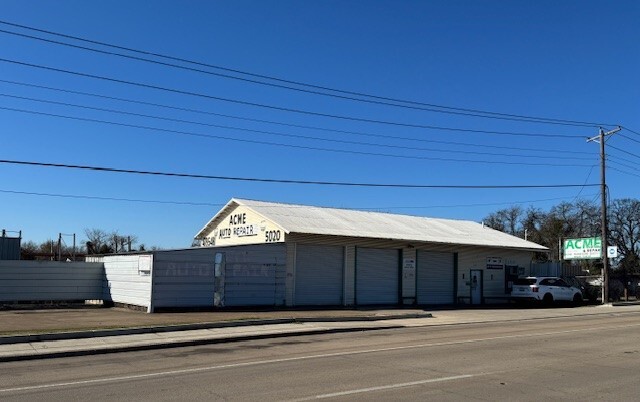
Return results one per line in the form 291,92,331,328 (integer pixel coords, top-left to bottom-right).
587,126,621,304
57,233,62,262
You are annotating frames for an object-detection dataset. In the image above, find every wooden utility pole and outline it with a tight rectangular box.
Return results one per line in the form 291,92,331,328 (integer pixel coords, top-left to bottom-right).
587,126,621,304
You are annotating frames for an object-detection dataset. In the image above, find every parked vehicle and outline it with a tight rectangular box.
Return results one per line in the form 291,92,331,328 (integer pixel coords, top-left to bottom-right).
511,277,583,305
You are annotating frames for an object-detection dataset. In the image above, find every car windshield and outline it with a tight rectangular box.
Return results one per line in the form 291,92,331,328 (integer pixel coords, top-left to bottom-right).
514,278,537,285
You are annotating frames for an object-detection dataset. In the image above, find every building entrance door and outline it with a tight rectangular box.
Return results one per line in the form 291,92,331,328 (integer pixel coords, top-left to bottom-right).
470,269,483,305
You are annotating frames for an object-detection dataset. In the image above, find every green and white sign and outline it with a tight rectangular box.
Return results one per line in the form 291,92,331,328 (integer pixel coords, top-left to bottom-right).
563,237,602,260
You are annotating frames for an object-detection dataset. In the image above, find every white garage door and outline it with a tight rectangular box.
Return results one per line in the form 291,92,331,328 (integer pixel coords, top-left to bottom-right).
356,248,399,305
295,244,343,305
416,251,454,304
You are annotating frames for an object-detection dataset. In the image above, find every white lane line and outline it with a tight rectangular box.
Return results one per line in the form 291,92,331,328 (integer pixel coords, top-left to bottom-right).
291,374,474,400
2,321,640,394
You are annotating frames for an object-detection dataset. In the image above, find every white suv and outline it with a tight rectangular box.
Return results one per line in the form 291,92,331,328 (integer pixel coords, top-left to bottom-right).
511,277,583,305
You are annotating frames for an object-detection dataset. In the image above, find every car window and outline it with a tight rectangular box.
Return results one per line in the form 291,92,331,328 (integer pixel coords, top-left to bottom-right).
539,279,553,286
555,279,569,287
514,278,536,285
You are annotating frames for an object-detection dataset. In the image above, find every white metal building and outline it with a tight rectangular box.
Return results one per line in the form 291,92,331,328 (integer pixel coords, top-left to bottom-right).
91,198,548,312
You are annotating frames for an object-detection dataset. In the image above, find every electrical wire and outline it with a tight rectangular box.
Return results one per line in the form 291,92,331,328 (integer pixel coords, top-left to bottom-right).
610,166,640,179
622,126,640,136
572,164,597,201
0,57,595,138
0,20,616,128
381,194,601,210
619,133,640,144
0,79,596,155
0,158,602,188
0,189,220,206
0,106,595,167
608,144,640,160
608,160,640,172
605,154,640,166
0,188,599,210
0,93,595,161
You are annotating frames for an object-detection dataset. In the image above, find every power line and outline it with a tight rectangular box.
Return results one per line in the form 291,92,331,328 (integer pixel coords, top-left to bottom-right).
0,27,588,126
0,79,595,155
607,159,640,172
605,154,640,166
619,133,640,144
608,144,640,160
622,126,640,136
0,189,220,206
0,158,602,188
0,106,594,167
0,93,594,161
0,20,615,128
0,188,599,210
0,57,593,138
609,166,640,179
572,164,597,202
399,194,601,210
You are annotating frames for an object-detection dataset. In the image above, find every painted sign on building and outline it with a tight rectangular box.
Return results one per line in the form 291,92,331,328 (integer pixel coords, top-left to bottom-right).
201,206,285,247
563,237,601,260
402,258,416,280
486,257,504,270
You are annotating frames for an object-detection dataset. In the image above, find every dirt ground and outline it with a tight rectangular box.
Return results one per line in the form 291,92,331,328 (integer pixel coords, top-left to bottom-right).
0,305,431,335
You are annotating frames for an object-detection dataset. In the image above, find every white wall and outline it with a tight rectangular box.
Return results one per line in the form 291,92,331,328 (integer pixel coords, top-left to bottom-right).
0,260,104,302
90,255,153,311
457,247,533,300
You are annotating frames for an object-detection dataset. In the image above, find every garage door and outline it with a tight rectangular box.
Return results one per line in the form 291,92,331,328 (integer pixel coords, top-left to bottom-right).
356,248,399,305
416,251,454,304
295,244,343,305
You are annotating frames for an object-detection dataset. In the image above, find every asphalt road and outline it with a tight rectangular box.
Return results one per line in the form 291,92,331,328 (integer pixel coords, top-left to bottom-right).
1,310,640,401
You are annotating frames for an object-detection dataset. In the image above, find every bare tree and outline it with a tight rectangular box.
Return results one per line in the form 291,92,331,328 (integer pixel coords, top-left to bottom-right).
84,228,111,254
84,228,142,254
609,198,640,275
483,206,522,235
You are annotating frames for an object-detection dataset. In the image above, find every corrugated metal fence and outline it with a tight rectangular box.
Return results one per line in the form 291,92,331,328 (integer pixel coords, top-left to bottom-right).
530,262,584,277
0,260,104,302
0,236,21,260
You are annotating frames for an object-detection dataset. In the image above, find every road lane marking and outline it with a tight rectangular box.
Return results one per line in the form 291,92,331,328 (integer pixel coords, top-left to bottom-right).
291,374,474,400
2,321,640,394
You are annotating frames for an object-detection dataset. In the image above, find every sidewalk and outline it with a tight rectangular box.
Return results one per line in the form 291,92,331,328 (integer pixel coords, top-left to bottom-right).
1,304,639,363
0,307,432,362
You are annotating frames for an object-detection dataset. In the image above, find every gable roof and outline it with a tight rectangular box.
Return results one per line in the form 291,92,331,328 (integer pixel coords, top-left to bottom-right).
195,198,548,252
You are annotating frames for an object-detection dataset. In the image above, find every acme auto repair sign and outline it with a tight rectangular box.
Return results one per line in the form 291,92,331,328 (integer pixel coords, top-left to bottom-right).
563,237,602,260
201,207,285,247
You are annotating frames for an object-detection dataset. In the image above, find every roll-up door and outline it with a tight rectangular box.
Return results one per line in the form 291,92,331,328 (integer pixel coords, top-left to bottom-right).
356,248,399,305
416,251,454,304
295,244,343,305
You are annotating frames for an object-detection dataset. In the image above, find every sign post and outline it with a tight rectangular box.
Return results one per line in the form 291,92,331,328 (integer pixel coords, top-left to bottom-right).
563,237,606,303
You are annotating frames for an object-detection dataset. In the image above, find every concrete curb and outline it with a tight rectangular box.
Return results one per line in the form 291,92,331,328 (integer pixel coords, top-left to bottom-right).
611,301,640,306
0,313,432,345
0,325,404,363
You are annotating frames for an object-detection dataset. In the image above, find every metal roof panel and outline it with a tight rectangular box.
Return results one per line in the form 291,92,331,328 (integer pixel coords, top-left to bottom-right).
195,198,548,251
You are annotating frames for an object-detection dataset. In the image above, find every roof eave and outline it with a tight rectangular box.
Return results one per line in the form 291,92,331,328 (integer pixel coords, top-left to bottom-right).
193,198,240,239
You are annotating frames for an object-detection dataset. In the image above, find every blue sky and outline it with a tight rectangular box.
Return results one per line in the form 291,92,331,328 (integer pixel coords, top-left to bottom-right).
1,1,638,249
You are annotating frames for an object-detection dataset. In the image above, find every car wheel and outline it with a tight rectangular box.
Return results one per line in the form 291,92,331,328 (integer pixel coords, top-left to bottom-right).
543,293,554,306
572,293,583,306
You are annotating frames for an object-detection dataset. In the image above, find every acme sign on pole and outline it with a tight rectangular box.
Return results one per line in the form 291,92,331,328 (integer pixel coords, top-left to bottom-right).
563,237,602,260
